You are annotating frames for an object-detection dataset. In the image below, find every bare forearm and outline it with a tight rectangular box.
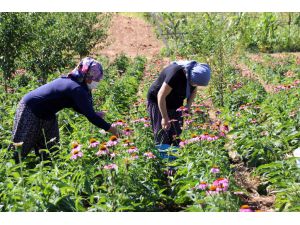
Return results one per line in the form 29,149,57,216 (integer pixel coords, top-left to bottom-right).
186,88,197,110
157,95,169,120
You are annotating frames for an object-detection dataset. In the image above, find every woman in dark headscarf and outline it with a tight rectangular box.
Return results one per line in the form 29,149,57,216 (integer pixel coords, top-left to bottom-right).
147,60,211,147
10,57,120,163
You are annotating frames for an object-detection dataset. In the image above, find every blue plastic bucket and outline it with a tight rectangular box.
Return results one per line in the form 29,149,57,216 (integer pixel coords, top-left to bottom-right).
156,144,179,161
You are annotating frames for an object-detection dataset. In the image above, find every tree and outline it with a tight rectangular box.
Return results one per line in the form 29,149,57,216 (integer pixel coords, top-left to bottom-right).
20,13,73,83
0,13,30,92
65,13,110,58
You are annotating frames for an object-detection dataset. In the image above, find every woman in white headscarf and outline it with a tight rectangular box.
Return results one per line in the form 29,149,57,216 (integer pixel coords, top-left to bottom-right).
147,60,211,146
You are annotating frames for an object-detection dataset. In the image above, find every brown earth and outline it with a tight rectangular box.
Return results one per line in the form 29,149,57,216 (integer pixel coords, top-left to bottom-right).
92,14,164,62
235,52,300,93
232,162,275,211
234,62,275,93
248,52,300,62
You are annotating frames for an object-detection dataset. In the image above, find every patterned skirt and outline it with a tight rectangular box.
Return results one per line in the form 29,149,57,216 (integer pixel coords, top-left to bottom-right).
147,101,183,146
10,100,59,163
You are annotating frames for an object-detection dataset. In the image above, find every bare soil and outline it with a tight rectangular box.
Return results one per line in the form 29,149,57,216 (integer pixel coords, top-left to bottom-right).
92,14,164,62
234,62,275,93
248,52,300,62
232,162,275,211
235,52,300,93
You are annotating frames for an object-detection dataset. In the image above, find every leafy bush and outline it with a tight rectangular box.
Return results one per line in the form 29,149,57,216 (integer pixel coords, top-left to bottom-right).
1,12,110,86
0,13,31,91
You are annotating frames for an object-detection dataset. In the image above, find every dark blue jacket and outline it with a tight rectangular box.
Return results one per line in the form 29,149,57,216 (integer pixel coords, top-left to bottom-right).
22,77,111,131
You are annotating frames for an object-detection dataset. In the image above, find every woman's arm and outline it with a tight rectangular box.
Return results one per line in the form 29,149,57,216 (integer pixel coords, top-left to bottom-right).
157,82,172,129
186,87,197,111
71,87,111,130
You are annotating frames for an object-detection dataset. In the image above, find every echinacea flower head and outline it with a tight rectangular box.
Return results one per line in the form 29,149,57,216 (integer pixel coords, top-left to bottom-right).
89,138,100,148
112,119,127,127
211,123,220,131
209,185,217,191
96,145,109,156
200,132,209,140
123,139,134,147
127,146,139,154
186,134,200,144
191,134,199,139
130,154,139,160
294,79,300,85
213,178,229,192
215,120,221,126
144,151,156,159
211,166,220,174
99,144,107,149
123,127,134,136
107,135,119,147
195,181,208,190
194,107,204,114
110,135,118,141
207,134,219,141
176,106,188,112
179,140,187,148
103,163,118,171
220,123,229,132
132,118,141,123
239,205,253,212
213,177,228,185
239,105,246,110
117,119,126,124
70,148,83,160
96,150,109,156
206,185,218,195
144,122,151,127
185,119,194,125
71,142,82,154
141,117,150,123
71,141,80,150
110,152,117,159
219,132,226,137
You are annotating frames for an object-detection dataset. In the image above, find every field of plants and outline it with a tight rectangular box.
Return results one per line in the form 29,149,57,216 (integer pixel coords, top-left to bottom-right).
0,12,300,212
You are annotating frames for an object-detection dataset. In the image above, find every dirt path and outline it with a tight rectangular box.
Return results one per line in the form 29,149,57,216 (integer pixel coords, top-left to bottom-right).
232,162,275,211
234,62,275,93
92,14,164,61
234,52,300,94
196,89,275,211
248,52,300,63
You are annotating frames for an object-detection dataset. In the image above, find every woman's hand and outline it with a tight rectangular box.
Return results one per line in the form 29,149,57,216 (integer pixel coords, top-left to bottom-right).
161,117,170,130
107,126,121,137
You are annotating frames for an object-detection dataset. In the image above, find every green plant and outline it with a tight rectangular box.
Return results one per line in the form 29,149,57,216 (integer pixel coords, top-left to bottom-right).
0,13,31,92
